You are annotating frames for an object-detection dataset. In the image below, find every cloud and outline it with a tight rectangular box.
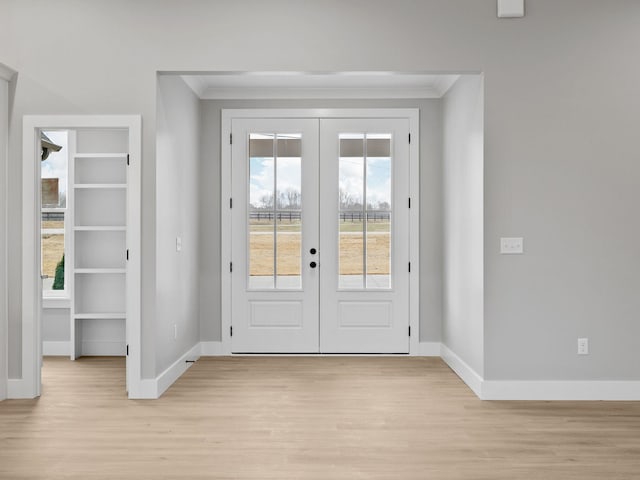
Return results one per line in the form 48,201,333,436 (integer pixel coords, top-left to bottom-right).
250,157,301,207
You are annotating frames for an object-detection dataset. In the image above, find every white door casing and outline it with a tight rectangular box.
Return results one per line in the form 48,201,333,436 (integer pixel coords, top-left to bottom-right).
221,108,420,355
20,115,142,399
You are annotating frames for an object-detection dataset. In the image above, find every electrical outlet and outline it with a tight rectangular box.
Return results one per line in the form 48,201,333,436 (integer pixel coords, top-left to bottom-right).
174,324,178,339
577,338,589,355
500,237,524,254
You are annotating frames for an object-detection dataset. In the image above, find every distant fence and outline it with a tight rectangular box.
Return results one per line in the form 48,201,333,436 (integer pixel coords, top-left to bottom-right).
250,211,390,222
42,212,64,222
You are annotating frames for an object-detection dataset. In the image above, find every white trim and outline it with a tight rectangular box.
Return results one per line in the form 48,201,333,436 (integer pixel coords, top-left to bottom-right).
441,343,640,401
440,344,484,398
178,72,465,100
407,110,420,357
0,78,8,400
200,341,224,356
414,342,441,356
482,380,640,401
43,341,70,356
7,379,35,399
0,63,15,82
80,341,126,357
156,343,200,398
42,297,71,309
221,108,420,356
20,115,142,400
202,86,445,100
131,379,158,400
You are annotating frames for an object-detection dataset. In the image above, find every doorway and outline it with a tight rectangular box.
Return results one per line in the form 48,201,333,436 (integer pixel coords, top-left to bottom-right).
223,110,419,354
21,115,143,399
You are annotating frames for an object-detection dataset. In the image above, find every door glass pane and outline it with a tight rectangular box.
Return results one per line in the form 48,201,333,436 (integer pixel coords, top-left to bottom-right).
275,134,302,288
249,134,275,289
248,133,302,289
339,134,365,288
366,134,391,289
338,133,392,290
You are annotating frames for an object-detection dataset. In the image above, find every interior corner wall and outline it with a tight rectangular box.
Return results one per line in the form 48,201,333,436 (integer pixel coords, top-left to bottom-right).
0,77,8,399
442,75,484,376
198,98,443,344
155,75,201,375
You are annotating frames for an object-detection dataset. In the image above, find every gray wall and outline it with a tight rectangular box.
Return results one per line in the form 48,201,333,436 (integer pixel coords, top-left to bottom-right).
2,0,640,382
199,98,443,343
42,309,70,343
156,75,201,375
442,76,484,375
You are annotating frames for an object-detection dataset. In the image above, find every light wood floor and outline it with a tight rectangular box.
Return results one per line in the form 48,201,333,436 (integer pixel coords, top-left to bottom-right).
1,357,640,479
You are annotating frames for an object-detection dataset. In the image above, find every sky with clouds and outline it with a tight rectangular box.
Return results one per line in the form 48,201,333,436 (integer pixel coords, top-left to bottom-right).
250,155,391,210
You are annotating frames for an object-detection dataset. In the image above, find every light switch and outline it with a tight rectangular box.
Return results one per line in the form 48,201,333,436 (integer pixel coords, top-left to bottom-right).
500,237,524,254
176,236,182,252
498,0,525,18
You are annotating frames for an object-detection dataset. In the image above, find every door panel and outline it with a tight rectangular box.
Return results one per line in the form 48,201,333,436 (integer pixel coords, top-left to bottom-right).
319,119,410,353
231,119,319,353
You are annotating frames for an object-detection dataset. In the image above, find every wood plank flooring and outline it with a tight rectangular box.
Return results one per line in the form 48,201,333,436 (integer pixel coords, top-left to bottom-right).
1,356,640,479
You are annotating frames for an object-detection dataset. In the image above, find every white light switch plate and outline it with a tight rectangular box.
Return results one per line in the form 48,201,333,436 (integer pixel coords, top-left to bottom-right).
500,237,524,254
498,0,525,18
578,338,589,355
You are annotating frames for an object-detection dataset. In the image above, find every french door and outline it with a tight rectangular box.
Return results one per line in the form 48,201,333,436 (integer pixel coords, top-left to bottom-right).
230,116,410,353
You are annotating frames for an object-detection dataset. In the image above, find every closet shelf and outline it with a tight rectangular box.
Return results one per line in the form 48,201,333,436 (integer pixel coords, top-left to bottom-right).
75,268,126,274
74,313,126,320
74,226,126,231
74,153,127,159
74,183,126,189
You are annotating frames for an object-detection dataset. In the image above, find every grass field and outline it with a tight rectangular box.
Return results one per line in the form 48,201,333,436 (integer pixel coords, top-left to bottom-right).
249,220,390,276
41,220,64,278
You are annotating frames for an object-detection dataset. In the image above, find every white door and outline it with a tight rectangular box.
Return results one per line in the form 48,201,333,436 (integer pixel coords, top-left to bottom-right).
319,119,410,353
231,119,320,353
231,117,410,353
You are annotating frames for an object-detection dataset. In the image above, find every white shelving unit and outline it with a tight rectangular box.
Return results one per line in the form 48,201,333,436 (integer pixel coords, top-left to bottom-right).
70,131,128,360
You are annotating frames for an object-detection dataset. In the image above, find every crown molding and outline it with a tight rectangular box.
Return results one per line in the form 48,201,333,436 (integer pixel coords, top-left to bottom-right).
199,86,443,100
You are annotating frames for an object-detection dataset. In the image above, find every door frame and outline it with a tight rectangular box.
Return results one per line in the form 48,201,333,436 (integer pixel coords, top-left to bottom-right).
0,67,13,401
221,108,420,355
18,115,143,399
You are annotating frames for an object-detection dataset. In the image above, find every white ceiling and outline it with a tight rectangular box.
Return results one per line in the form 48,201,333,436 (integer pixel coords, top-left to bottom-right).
180,72,460,100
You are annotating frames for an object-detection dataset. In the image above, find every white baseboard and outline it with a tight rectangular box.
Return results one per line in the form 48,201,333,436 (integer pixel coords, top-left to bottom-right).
81,341,125,356
155,343,201,398
440,344,484,398
43,341,70,356
413,342,441,356
7,379,36,399
482,380,640,401
440,344,640,400
200,341,224,356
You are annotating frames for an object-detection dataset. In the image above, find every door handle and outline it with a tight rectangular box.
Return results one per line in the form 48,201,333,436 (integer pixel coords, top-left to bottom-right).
310,248,317,255
309,261,317,269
